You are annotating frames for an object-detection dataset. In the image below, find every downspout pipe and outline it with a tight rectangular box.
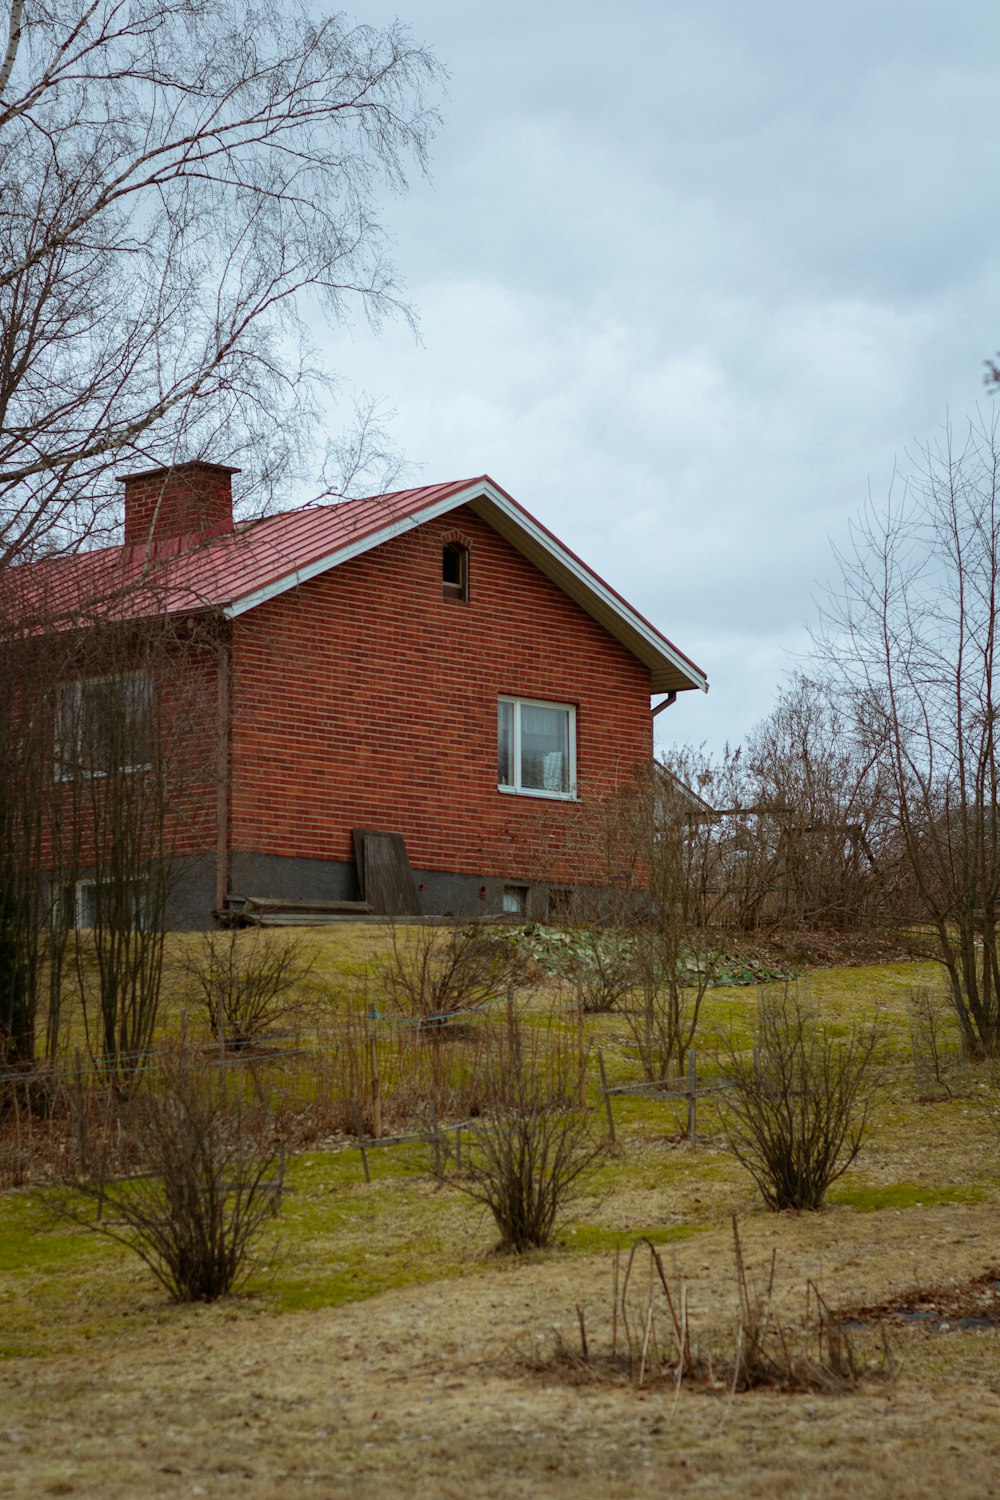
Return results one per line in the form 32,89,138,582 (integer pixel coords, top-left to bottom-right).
214,623,232,913
651,692,677,717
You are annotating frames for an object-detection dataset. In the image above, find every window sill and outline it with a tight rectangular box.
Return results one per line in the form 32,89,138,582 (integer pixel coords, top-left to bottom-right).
498,784,579,803
55,763,153,782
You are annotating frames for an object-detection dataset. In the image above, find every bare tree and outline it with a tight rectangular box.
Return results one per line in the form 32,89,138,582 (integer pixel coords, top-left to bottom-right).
624,757,724,1079
0,0,442,567
571,757,726,1079
740,674,897,932
817,413,1000,1054
0,632,71,1067
54,614,222,1085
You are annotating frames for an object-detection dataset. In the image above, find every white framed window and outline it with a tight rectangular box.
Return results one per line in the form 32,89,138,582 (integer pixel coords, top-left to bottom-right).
56,878,151,931
55,673,153,778
497,696,577,800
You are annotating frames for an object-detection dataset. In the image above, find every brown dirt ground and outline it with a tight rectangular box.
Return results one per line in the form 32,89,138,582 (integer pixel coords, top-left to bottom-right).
3,1201,1000,1499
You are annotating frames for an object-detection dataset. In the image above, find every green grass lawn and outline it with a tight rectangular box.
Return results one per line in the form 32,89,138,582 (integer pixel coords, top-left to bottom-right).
2,932,995,1363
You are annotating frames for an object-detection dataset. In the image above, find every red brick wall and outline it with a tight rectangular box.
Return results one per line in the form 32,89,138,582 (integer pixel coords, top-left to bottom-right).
229,506,653,885
121,462,235,547
42,627,223,870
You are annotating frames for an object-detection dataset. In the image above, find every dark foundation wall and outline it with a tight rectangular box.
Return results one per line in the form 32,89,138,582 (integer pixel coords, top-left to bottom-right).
53,856,220,932
167,857,219,929
228,851,564,921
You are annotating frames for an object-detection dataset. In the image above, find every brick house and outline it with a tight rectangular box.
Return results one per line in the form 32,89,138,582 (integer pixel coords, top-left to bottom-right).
15,461,707,925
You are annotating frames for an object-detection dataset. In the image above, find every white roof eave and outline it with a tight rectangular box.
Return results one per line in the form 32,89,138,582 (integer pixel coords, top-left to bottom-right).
468,483,708,696
223,478,708,695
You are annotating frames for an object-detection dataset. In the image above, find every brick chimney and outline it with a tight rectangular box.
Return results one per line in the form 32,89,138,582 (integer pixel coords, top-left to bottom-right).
119,461,239,548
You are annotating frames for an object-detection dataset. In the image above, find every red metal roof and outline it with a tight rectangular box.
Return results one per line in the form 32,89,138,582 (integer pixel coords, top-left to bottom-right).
5,479,477,626
3,475,708,694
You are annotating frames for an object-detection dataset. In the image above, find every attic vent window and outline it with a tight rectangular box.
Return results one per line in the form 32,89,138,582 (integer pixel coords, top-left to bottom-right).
442,542,469,601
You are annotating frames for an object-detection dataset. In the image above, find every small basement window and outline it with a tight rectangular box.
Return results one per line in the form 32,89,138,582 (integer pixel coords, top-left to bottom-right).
56,878,151,931
442,542,469,601
547,888,572,921
502,884,528,916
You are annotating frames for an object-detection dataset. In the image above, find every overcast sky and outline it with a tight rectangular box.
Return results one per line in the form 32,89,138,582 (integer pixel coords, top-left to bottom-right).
325,0,1000,758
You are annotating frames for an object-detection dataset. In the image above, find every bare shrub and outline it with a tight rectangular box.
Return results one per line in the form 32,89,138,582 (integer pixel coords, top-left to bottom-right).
449,1014,603,1252
59,1050,284,1301
375,921,531,1025
528,1223,897,1394
561,928,639,1016
908,986,967,1100
570,758,724,1075
624,932,716,1082
178,927,317,1048
718,987,882,1211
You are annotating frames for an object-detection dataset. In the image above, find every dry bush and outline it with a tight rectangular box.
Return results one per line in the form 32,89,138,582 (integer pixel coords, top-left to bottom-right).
375,921,532,1025
528,1222,897,1394
569,759,724,1073
623,930,716,1082
0,1069,66,1186
557,926,639,1016
908,986,968,1100
727,1219,888,1392
247,1003,497,1146
718,986,882,1211
449,1013,603,1252
177,927,317,1048
58,1049,284,1301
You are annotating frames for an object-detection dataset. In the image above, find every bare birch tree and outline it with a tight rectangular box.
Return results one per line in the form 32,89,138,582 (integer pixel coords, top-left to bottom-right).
0,0,441,566
818,414,1000,1054
741,674,897,931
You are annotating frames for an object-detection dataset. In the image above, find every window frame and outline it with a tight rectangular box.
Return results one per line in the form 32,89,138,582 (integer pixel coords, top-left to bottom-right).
55,671,154,780
502,883,528,915
442,541,469,602
497,694,577,801
62,877,152,931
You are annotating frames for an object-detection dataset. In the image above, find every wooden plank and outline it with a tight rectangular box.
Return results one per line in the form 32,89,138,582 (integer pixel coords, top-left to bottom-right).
243,896,372,914
252,912,371,926
352,828,421,916
352,827,369,897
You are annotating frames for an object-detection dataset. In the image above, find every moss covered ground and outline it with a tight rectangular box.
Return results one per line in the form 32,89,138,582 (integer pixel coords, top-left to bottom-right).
2,932,999,1496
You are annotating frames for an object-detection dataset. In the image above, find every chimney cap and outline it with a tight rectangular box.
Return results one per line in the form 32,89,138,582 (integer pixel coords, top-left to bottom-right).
116,460,241,484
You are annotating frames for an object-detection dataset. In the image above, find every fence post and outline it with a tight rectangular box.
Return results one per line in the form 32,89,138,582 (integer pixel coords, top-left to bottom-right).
217,986,225,1068
429,1098,443,1185
597,1047,616,1144
352,1097,370,1183
687,1047,697,1148
577,987,586,1108
368,1017,382,1139
506,988,518,1064
74,1047,85,1172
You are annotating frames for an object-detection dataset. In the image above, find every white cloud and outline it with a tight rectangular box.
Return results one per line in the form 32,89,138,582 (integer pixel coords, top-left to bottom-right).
312,0,1000,756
